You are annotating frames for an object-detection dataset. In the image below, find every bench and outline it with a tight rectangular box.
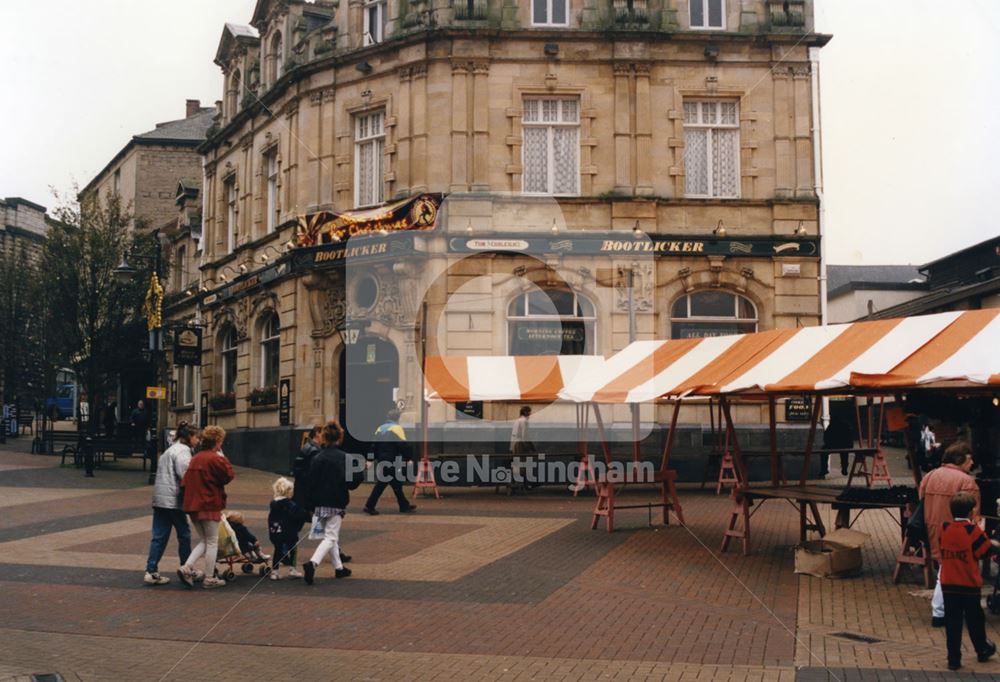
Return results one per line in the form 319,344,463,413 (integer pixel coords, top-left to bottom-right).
88,436,149,469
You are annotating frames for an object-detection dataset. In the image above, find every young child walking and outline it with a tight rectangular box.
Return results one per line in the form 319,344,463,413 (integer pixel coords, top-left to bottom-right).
940,491,999,670
267,477,310,580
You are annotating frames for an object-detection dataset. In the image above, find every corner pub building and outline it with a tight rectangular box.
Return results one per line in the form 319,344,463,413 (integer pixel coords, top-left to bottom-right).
163,0,830,476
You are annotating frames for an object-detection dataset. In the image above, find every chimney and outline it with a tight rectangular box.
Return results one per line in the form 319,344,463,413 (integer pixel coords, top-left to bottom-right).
186,99,201,118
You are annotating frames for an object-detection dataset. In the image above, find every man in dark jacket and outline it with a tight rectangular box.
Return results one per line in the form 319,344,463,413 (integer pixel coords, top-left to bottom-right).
822,416,855,477
292,425,322,508
363,409,417,515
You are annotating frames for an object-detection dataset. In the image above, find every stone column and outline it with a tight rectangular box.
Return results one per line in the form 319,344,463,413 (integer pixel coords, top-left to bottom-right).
471,62,490,192
613,62,632,194
450,62,470,192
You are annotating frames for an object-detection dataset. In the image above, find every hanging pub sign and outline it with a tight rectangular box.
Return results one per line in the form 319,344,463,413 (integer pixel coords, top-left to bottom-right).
200,392,209,426
785,396,813,422
295,193,443,247
173,328,202,366
279,378,291,426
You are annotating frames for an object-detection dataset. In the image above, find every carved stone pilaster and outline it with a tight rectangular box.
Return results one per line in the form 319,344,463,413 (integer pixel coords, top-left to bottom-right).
303,271,345,338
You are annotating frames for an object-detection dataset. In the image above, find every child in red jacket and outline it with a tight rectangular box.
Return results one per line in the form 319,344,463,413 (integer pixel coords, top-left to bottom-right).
940,491,999,670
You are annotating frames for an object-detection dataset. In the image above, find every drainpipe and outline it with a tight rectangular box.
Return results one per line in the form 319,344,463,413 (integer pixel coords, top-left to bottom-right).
810,46,829,430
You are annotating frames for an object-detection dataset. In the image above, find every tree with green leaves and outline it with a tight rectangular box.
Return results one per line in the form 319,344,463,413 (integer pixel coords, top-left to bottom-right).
41,192,155,431
0,236,46,414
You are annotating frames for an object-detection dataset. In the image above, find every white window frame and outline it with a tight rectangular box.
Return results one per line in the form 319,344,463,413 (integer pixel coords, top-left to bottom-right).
531,0,569,26
689,0,725,29
354,110,385,208
506,288,597,355
669,291,757,339
271,32,284,83
112,169,121,195
265,151,279,233
260,313,280,388
363,0,387,45
176,245,187,290
521,97,580,196
225,177,237,253
178,365,195,407
683,99,741,199
220,327,238,394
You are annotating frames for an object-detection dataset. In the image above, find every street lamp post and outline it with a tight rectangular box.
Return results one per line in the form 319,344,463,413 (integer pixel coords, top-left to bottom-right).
113,230,166,485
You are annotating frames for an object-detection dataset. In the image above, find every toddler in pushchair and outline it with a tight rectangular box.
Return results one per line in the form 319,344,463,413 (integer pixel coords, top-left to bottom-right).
215,511,271,581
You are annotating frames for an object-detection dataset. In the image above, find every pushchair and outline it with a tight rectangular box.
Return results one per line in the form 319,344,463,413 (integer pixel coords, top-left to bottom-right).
215,515,269,581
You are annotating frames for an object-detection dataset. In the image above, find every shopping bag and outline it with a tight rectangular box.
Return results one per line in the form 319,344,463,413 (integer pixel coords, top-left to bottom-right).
307,514,324,541
218,516,241,557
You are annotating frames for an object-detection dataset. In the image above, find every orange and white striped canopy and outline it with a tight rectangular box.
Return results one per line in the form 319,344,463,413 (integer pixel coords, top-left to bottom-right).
423,309,1000,403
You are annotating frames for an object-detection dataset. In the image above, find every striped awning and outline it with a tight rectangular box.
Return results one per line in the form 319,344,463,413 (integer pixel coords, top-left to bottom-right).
423,309,1000,403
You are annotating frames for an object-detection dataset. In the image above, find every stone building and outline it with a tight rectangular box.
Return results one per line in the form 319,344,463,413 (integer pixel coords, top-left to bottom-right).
79,100,216,231
0,197,51,259
165,0,830,470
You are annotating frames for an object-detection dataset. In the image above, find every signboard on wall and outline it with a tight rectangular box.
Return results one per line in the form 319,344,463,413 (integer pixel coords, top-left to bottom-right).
785,396,813,422
279,379,291,426
200,392,209,427
455,401,483,420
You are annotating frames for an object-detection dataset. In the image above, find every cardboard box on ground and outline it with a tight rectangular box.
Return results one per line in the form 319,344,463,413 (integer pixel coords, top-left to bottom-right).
794,528,869,578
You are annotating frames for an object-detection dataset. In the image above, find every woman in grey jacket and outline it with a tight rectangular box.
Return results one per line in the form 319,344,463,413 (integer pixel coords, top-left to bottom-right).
143,422,198,585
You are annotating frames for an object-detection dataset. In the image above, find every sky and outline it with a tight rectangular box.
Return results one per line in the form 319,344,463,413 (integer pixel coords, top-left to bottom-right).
1,0,998,265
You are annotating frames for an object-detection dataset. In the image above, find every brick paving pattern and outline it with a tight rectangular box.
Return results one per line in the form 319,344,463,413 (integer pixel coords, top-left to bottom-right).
1,442,1000,680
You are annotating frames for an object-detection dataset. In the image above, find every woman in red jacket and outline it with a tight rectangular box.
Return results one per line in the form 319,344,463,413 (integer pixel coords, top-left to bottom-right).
177,425,235,589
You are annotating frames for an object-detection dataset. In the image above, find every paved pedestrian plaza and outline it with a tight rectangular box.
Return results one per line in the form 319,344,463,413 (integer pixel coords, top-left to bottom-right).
2,441,1000,681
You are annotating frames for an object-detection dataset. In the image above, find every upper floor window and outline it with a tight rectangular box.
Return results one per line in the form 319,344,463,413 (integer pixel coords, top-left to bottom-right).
220,326,238,394
507,288,596,355
270,32,284,84
670,291,756,339
355,110,385,208
690,0,724,29
683,100,740,198
522,98,579,196
224,176,237,252
175,245,188,290
532,0,568,26
265,150,279,233
113,169,121,195
364,0,387,45
227,70,242,118
260,313,280,388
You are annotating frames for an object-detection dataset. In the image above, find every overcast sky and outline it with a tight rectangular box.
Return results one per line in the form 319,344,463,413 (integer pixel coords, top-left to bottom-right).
1,0,997,265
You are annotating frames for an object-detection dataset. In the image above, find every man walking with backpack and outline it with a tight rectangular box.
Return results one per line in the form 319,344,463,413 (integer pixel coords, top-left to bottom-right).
363,409,417,515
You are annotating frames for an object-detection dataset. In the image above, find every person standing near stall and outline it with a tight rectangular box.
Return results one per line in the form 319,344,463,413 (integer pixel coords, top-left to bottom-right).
363,409,417,515
920,441,980,627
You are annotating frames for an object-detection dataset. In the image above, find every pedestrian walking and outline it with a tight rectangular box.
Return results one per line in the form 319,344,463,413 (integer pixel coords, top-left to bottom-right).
177,425,235,589
919,441,980,626
939,491,998,670
267,477,310,580
142,421,198,586
363,409,417,515
292,424,322,508
302,421,365,584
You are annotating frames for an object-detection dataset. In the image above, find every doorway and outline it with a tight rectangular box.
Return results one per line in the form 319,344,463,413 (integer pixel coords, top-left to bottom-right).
338,336,399,454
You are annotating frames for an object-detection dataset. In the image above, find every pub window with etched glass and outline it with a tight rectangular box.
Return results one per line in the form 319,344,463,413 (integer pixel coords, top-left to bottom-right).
683,100,740,198
507,289,596,355
220,327,238,394
690,0,724,29
355,110,385,208
363,0,387,45
670,291,757,339
260,313,280,388
522,98,579,196
532,0,568,26
265,150,279,233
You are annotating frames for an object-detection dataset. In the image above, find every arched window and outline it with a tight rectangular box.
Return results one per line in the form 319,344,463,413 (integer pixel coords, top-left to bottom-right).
227,69,242,117
507,288,596,355
220,326,238,394
670,291,757,339
269,32,283,84
260,313,280,387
